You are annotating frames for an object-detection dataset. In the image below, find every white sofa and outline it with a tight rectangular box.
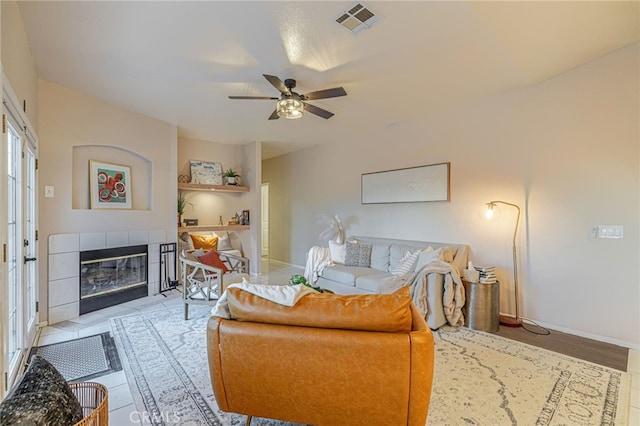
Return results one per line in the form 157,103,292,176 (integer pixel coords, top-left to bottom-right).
315,236,470,329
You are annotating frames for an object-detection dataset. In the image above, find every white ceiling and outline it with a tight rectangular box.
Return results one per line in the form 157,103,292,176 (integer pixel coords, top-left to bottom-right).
17,1,639,159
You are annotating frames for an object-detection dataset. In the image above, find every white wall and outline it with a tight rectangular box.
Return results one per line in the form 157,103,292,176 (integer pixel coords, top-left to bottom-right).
38,79,178,320
263,44,640,348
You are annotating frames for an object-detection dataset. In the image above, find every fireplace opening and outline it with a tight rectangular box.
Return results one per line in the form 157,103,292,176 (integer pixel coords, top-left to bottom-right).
79,245,148,315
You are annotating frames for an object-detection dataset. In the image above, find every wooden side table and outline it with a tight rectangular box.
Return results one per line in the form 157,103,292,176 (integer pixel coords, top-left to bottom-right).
463,280,500,333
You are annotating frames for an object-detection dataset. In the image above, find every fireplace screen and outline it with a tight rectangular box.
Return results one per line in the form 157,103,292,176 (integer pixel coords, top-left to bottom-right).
80,245,148,314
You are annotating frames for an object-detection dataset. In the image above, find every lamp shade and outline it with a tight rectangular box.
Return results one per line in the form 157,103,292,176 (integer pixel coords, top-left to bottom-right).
276,97,303,119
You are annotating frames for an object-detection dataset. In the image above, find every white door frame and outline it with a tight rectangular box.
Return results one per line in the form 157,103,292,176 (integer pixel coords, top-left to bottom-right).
261,183,269,257
2,76,39,395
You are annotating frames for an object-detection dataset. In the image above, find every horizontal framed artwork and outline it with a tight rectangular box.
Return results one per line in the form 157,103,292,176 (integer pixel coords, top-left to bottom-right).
90,160,132,209
361,162,450,204
190,160,223,185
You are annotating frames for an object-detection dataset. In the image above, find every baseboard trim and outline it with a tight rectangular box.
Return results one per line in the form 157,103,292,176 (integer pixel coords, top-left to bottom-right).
514,315,639,351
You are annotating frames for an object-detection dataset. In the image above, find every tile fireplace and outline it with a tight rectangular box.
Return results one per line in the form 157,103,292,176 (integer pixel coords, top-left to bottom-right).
79,245,148,315
48,229,167,324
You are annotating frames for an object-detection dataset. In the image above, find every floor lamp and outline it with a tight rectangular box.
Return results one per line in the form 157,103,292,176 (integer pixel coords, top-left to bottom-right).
485,201,522,327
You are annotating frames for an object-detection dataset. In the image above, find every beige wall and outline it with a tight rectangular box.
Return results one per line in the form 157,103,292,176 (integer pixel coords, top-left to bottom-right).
1,0,38,397
1,1,37,130
38,79,178,319
263,44,640,348
178,137,251,225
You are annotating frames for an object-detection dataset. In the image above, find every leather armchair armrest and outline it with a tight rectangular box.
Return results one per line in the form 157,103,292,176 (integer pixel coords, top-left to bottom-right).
207,317,229,411
408,303,435,424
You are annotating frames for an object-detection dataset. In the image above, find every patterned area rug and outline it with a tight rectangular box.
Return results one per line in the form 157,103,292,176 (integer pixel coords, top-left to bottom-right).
29,332,122,382
110,306,630,426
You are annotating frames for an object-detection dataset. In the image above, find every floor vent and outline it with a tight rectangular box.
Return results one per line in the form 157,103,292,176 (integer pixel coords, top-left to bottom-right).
335,2,382,35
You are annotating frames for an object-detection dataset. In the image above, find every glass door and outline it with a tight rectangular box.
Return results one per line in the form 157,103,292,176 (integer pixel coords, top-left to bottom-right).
23,142,38,344
5,119,22,384
3,111,38,389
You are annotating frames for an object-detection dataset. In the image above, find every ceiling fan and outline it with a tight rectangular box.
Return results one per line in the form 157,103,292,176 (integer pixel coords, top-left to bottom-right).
228,74,347,120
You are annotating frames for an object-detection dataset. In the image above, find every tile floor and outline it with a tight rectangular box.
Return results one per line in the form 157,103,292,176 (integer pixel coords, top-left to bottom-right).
33,260,640,425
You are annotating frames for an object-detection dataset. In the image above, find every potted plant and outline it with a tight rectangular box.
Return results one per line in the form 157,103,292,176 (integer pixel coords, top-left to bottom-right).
288,274,322,292
177,191,191,226
224,169,239,185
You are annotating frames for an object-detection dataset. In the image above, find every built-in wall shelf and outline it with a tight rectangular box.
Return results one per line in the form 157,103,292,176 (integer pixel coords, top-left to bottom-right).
178,225,249,233
178,183,249,193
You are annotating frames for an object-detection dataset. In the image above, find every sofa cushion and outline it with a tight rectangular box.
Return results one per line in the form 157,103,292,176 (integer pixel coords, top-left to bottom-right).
0,355,84,426
369,243,391,272
190,234,218,251
213,231,234,251
344,241,372,267
226,286,413,332
197,249,229,273
320,264,379,286
356,270,395,292
415,248,443,270
390,244,425,272
391,250,421,275
328,241,346,264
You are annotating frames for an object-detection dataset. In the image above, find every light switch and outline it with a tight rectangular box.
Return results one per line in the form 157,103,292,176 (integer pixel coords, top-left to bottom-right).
596,225,623,239
44,186,54,198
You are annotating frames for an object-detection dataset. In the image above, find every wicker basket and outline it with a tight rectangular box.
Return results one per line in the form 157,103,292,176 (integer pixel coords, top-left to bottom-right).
69,382,109,426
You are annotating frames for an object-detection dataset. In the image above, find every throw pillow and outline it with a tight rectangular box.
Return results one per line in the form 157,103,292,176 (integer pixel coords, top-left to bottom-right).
391,250,420,275
197,249,229,273
0,355,84,426
179,232,195,250
442,246,456,263
415,248,443,270
328,241,346,264
369,244,391,272
344,242,372,267
190,234,218,251
214,231,234,251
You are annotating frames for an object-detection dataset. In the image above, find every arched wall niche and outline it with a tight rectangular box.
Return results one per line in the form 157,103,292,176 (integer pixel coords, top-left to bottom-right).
72,145,152,210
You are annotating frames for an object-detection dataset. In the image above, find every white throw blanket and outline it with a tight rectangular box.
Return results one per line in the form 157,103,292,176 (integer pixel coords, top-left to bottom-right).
304,246,333,283
211,279,317,319
380,260,465,326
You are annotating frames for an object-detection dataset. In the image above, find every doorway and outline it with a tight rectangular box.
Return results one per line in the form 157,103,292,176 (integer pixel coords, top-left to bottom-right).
3,86,39,392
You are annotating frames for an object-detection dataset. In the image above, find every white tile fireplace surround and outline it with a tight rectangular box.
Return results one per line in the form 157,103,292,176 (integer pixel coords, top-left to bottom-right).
48,229,168,325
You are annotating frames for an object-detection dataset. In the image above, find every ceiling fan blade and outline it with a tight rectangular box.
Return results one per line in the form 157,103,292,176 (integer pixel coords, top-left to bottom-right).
228,96,279,100
303,102,334,119
302,87,347,100
268,109,280,120
263,74,290,95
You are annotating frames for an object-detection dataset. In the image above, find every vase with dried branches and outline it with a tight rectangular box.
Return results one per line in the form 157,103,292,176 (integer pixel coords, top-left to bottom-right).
318,213,345,244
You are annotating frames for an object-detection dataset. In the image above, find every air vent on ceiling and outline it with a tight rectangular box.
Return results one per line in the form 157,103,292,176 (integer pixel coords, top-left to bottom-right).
335,2,382,35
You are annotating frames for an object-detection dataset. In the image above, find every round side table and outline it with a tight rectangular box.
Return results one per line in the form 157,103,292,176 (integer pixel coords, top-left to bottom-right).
463,280,500,333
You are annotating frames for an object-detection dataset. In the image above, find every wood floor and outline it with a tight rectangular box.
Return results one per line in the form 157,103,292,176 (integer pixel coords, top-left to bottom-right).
495,321,629,371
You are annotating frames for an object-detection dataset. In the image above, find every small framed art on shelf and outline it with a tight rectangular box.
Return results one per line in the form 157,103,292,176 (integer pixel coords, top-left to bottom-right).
190,160,223,185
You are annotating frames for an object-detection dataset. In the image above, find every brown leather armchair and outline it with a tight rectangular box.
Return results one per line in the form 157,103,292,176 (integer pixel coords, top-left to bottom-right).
207,286,434,426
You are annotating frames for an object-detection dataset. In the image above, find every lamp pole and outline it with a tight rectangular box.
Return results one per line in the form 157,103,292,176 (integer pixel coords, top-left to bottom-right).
488,201,522,327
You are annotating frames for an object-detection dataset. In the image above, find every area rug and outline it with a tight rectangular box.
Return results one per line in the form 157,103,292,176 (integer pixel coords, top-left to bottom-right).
110,306,630,426
29,332,122,382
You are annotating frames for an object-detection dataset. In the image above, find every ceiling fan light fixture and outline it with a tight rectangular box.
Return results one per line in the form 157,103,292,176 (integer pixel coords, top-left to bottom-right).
277,97,303,119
